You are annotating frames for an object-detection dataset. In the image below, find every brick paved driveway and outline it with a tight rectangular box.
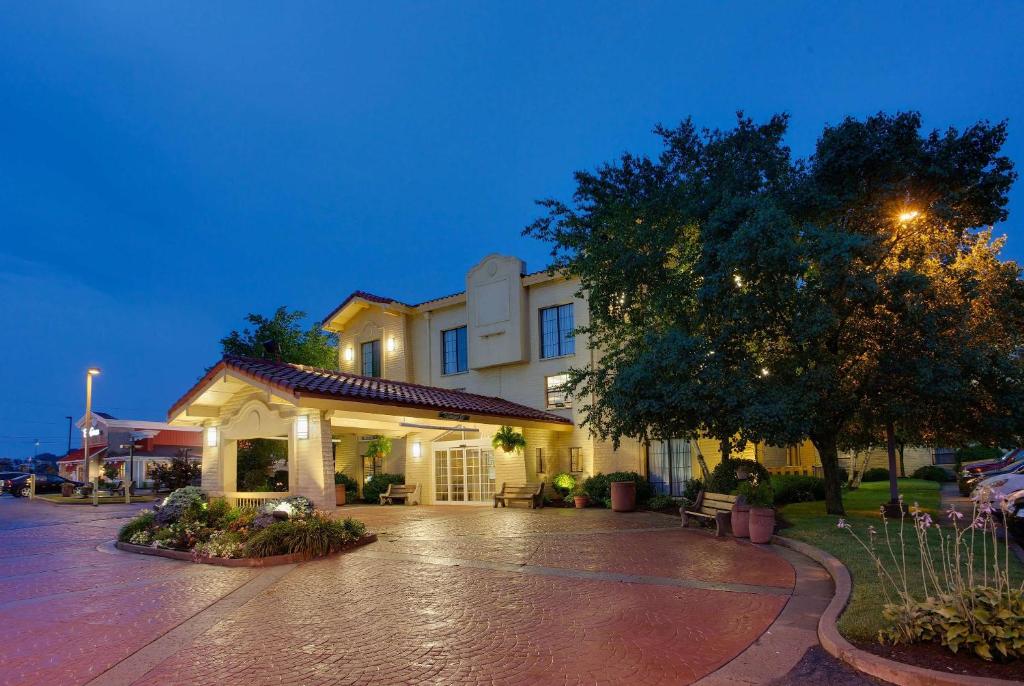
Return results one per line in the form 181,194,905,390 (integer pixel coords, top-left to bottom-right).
0,498,797,686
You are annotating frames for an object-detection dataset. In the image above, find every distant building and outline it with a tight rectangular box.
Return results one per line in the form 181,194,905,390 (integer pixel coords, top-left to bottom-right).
58,412,202,487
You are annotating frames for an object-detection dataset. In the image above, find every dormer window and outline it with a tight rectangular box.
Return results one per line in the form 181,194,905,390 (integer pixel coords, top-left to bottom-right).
442,326,468,375
540,304,574,358
361,340,381,377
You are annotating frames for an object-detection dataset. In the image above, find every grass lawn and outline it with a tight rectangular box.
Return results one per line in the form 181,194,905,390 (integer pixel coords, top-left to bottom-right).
779,479,1024,642
36,494,157,505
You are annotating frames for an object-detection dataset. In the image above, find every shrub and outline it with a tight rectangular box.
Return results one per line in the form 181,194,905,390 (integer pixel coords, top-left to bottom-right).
911,465,950,483
861,467,890,482
838,467,850,485
771,475,826,505
194,530,246,558
738,479,774,508
335,472,359,501
681,478,703,507
204,497,233,528
363,473,405,504
151,454,201,491
129,530,153,546
118,510,155,543
154,486,206,525
645,494,677,511
243,512,364,559
153,521,208,550
706,458,770,494
227,508,258,532
551,472,576,498
581,471,653,506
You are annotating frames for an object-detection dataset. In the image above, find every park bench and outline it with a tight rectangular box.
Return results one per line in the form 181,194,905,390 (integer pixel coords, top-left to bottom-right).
493,482,545,509
681,491,739,537
379,483,420,505
110,479,135,497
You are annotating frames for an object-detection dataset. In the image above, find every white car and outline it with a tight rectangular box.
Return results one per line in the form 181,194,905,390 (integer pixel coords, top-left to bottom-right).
972,467,1024,511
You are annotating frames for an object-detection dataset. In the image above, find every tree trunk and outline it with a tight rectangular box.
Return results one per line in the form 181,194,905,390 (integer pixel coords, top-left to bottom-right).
810,433,845,515
720,439,730,464
886,420,900,504
897,442,906,478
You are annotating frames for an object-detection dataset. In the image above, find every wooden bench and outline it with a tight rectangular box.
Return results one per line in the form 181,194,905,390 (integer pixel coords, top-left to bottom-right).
379,483,419,505
493,482,545,509
681,491,740,537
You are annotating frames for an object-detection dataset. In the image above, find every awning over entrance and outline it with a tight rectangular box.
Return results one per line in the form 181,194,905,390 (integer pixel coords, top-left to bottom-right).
167,355,573,431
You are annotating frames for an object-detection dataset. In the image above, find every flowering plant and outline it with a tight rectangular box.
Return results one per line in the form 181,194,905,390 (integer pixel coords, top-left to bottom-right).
837,488,1023,661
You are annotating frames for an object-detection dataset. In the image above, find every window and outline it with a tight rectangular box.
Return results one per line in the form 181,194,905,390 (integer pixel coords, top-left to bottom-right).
569,446,582,473
536,447,546,475
545,373,571,408
442,326,468,375
648,439,693,496
540,304,575,358
361,340,381,377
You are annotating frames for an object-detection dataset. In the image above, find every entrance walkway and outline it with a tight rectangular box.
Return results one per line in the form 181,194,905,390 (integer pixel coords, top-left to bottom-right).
0,498,827,685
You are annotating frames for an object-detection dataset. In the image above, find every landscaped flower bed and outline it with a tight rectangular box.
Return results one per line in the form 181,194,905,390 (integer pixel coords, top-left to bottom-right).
116,486,373,565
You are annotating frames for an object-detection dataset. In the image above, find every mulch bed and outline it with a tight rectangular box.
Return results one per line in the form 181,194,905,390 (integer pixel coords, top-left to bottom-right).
854,639,1023,681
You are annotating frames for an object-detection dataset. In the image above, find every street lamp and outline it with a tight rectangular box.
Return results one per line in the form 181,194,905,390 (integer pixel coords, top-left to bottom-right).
85,367,100,506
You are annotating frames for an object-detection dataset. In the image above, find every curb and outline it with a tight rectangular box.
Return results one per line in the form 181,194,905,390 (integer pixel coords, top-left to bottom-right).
115,533,377,567
773,535,1021,686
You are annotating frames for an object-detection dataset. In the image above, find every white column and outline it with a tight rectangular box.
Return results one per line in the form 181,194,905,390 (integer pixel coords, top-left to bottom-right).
290,412,335,508
200,424,228,496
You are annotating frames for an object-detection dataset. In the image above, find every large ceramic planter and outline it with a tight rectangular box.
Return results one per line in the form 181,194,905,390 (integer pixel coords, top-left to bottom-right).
748,506,775,544
573,495,589,508
334,485,346,506
610,481,636,512
731,503,751,538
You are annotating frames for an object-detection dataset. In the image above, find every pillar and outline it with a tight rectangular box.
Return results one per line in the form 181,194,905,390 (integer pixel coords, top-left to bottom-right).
290,412,335,508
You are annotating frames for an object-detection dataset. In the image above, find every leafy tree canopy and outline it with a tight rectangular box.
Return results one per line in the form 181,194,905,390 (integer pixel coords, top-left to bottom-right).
527,111,1022,515
220,306,337,369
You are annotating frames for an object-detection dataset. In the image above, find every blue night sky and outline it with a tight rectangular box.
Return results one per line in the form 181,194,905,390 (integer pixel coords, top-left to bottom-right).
0,2,1022,458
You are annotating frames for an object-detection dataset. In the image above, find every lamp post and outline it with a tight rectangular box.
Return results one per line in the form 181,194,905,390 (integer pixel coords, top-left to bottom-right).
85,368,100,506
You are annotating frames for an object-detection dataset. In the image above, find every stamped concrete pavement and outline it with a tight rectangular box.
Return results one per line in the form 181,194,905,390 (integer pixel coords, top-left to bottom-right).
1,498,823,685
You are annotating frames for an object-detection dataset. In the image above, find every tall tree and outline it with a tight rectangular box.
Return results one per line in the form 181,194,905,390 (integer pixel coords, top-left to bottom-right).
220,306,337,369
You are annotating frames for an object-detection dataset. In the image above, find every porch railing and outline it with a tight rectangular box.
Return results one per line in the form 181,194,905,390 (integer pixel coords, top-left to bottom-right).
767,465,824,478
222,491,289,508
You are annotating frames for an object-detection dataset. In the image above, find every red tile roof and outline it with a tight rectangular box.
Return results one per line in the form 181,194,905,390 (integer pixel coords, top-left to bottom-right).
169,356,573,426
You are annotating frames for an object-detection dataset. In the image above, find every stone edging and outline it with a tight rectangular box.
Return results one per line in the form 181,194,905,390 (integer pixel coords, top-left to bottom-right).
773,534,1020,686
115,533,377,567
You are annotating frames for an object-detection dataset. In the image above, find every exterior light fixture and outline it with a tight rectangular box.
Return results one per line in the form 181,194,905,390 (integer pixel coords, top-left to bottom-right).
87,367,101,376
344,346,354,362
411,441,422,459
898,210,920,223
733,274,743,287
387,336,396,352
296,414,310,440
760,368,770,377
206,426,219,448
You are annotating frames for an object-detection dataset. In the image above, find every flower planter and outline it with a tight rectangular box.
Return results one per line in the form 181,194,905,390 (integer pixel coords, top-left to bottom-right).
573,495,589,508
731,503,750,538
335,485,346,506
115,533,378,567
748,506,775,544
610,481,636,512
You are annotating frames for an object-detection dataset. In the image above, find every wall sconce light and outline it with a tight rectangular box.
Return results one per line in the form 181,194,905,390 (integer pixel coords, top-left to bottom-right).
296,414,310,440
344,346,354,362
387,336,396,353
206,426,219,448
411,441,422,459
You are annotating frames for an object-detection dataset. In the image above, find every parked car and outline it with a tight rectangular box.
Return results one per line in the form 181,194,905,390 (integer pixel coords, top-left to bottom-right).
960,448,1024,495
970,462,1024,509
2,473,83,497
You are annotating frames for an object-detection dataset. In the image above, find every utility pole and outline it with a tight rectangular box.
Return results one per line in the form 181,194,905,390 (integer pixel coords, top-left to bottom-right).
66,416,73,456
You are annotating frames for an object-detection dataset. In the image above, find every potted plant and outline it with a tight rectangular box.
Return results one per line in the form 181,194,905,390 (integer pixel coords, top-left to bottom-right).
738,478,775,544
731,495,751,538
572,483,589,508
364,436,392,474
334,471,358,506
491,426,527,454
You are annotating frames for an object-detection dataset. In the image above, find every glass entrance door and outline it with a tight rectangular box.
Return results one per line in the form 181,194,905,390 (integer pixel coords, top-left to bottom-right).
434,447,495,503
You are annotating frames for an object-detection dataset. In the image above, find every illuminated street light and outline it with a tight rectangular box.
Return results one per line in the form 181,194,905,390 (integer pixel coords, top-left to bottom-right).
84,367,100,506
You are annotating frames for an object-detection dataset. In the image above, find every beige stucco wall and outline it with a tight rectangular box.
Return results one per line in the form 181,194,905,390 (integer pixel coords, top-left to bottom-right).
336,307,412,382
